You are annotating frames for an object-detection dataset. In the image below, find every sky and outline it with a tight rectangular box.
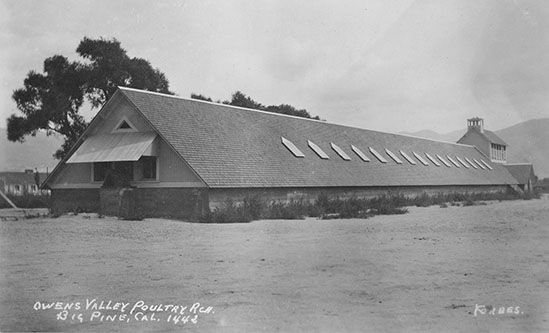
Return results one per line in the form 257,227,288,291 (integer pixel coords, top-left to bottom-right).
1,0,548,135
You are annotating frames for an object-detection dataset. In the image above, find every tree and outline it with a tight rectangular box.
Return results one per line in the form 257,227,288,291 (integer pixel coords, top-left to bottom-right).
190,93,212,102
8,37,173,159
226,91,264,110
265,104,320,120
191,90,321,120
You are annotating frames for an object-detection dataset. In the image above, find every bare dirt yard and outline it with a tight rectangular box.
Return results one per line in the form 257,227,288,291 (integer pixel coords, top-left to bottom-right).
1,196,548,332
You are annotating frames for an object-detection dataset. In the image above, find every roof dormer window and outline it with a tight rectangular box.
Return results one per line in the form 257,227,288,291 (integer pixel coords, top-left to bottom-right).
308,140,329,159
413,152,429,166
385,149,403,164
400,150,416,165
331,143,351,161
281,137,305,158
425,153,440,167
351,145,370,162
369,147,387,163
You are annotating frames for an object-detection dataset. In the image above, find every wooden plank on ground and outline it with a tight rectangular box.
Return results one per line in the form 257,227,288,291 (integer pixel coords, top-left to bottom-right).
0,191,18,209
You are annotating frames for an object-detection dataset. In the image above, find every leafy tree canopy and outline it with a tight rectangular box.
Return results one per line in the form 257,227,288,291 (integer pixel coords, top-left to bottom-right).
8,37,173,159
189,93,212,102
191,90,321,120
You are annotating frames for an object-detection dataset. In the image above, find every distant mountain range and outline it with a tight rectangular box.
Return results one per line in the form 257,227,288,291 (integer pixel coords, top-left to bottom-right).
1,117,548,177
401,118,549,178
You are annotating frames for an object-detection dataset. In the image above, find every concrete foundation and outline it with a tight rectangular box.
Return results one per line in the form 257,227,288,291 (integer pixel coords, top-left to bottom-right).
51,184,510,220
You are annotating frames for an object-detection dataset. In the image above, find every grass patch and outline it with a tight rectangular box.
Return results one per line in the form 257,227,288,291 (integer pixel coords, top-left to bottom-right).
199,188,540,223
200,197,262,223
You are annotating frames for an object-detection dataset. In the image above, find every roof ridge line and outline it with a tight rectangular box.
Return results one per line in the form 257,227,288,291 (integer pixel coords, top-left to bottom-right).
118,86,329,125
118,86,472,148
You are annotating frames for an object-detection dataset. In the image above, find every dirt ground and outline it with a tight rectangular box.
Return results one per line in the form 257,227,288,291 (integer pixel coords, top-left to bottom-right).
1,196,548,332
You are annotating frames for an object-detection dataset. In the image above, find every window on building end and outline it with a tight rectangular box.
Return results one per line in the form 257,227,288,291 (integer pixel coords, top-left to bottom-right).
400,151,416,165
351,145,370,162
281,137,305,158
93,162,111,182
465,157,478,169
331,143,351,161
480,159,493,170
369,147,387,163
425,153,441,167
436,154,451,167
385,149,402,164
473,158,486,170
413,152,429,166
93,161,134,183
308,140,329,159
137,156,158,180
446,155,460,168
455,156,470,168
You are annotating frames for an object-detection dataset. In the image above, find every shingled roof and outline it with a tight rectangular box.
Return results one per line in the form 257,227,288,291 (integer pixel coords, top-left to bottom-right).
112,87,517,189
0,172,47,185
503,163,535,184
483,130,507,146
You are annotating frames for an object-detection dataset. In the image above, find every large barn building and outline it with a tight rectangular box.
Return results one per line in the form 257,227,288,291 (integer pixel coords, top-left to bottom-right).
457,117,508,164
44,87,518,219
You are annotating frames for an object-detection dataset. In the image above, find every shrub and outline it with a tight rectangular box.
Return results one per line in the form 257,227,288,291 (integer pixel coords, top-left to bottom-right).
368,195,408,215
200,195,264,223
203,198,252,223
197,187,539,223
242,195,263,220
463,199,475,206
266,199,308,220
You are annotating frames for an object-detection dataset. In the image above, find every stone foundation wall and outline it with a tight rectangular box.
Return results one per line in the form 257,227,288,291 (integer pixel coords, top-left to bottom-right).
51,185,510,219
208,185,510,209
52,187,208,220
100,189,121,216
50,189,100,214
135,188,208,219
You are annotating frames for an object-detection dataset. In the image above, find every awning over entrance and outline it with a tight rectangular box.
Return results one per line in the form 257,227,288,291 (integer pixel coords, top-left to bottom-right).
67,132,157,163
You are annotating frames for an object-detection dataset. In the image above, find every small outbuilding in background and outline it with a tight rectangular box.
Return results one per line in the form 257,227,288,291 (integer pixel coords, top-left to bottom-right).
503,163,537,192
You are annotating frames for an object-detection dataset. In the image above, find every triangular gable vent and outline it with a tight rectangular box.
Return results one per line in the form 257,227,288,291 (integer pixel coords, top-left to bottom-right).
112,116,137,133
119,121,132,129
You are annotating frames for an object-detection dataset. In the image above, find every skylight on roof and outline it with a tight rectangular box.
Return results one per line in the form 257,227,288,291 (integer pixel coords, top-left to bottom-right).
480,159,493,170
400,150,416,165
455,156,470,168
436,154,451,167
446,155,460,168
281,137,305,158
473,158,486,169
331,143,351,161
385,149,402,164
369,147,387,163
308,140,329,159
413,152,429,166
351,145,370,162
465,157,478,169
425,153,441,167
